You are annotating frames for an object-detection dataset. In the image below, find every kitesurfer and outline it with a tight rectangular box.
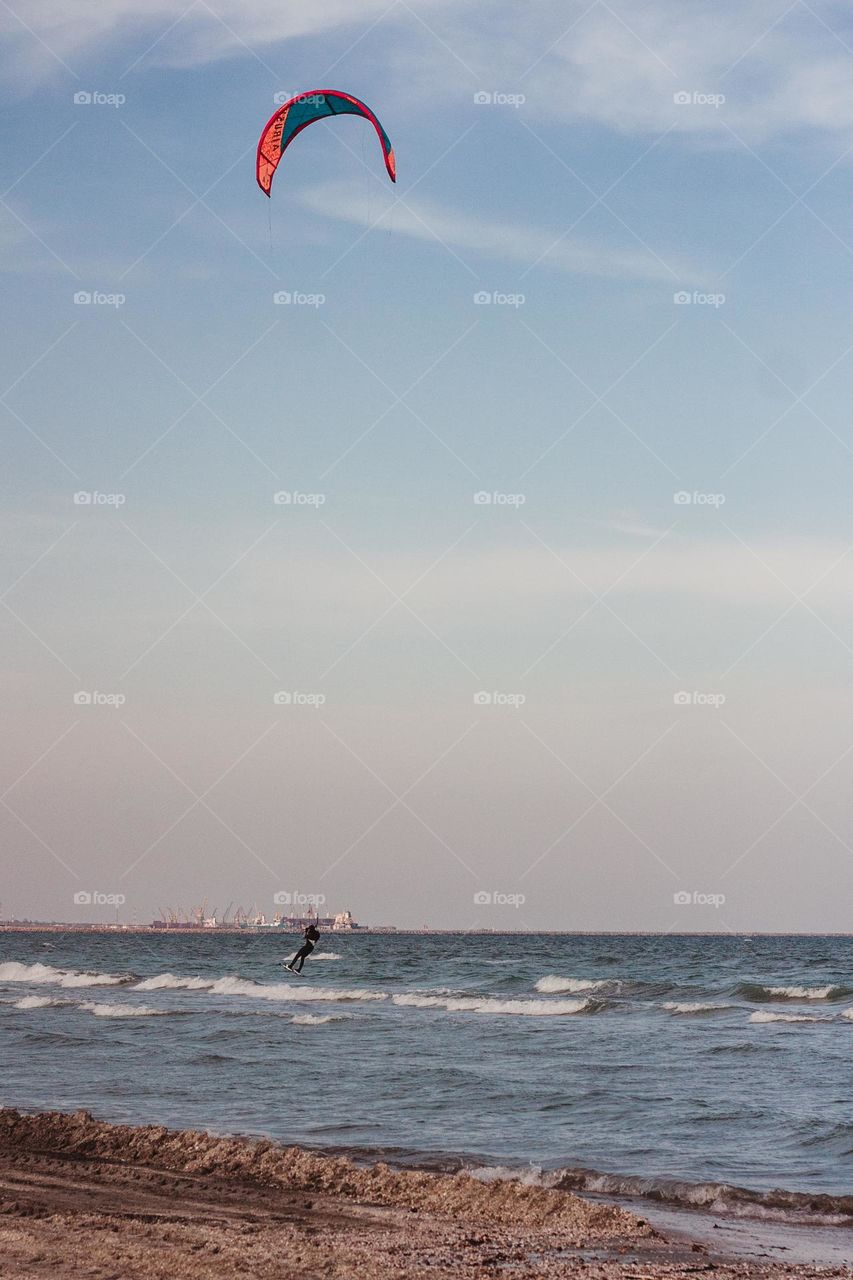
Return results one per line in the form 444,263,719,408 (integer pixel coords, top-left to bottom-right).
285,922,321,974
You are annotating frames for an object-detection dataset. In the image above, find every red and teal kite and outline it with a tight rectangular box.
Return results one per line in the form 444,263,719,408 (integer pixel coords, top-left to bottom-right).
256,90,396,196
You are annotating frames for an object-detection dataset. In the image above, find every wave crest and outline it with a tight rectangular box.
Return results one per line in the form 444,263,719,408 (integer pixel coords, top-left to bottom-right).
535,975,612,994
134,973,215,991
80,1002,169,1018
749,1010,825,1024
392,993,598,1016
663,1001,728,1015
737,981,851,1002
0,962,130,989
208,976,386,1004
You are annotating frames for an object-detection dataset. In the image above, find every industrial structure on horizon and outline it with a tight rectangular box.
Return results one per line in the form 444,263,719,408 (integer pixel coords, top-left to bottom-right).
149,901,361,931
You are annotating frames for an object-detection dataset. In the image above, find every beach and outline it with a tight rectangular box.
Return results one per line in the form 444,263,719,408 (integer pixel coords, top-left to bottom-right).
0,1108,848,1280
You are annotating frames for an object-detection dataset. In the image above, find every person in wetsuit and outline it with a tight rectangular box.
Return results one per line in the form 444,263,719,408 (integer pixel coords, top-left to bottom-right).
285,922,320,973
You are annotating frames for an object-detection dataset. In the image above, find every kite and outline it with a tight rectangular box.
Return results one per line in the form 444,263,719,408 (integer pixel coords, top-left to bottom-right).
257,90,396,196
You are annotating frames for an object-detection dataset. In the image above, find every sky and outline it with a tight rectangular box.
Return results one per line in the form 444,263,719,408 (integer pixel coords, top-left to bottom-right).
2,0,853,931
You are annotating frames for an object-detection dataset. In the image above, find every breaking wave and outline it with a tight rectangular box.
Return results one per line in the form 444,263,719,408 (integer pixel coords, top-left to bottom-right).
392,993,598,1016
79,1002,171,1018
291,1013,341,1025
535,975,613,994
551,1168,853,1228
736,982,851,1002
749,1010,826,1024
663,1001,729,1015
0,962,131,989
311,952,342,961
207,976,386,1004
134,973,215,991
14,995,68,1010
467,1163,853,1227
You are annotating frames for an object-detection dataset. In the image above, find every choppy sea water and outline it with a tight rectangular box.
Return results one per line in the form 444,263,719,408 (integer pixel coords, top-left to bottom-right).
1,931,851,1227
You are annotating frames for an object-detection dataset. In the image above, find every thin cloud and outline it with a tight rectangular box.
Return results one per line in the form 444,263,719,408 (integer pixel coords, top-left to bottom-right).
300,181,705,284
6,1,853,152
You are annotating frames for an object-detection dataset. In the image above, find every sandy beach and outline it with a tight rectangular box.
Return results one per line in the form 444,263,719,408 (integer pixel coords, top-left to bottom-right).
0,1109,847,1279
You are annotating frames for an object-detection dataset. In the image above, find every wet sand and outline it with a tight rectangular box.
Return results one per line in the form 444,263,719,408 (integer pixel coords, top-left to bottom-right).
0,1109,848,1278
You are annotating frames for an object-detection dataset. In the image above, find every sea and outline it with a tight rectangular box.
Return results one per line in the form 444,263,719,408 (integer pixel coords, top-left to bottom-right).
1,930,851,1233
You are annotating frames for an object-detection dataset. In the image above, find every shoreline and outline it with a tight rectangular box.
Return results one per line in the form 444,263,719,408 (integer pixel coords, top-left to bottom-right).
0,1110,848,1279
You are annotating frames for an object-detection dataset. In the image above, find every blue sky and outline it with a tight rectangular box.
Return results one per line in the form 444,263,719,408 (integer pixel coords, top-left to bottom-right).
3,1,853,930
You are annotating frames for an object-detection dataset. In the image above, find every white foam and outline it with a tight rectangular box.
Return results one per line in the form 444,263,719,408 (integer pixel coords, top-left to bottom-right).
79,1001,166,1018
535,975,611,994
840,1008,853,1021
207,976,386,1004
392,993,592,1016
663,1001,728,1014
14,994,65,1009
0,961,126,989
291,1013,338,1025
134,973,215,991
749,1010,824,1024
469,1164,553,1187
311,952,342,960
765,985,836,1000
